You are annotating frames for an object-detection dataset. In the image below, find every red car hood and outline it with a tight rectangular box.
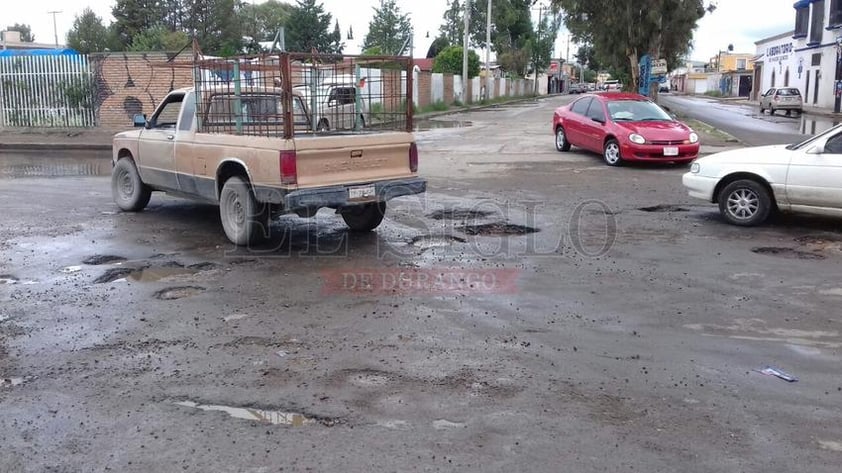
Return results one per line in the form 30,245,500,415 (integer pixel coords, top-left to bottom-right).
615,121,692,141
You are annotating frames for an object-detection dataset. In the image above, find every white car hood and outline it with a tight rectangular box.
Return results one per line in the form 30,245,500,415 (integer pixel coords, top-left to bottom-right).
697,144,793,166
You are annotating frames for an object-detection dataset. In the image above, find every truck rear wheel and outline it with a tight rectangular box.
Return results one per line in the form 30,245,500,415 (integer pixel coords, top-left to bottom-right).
112,158,151,212
219,176,270,245
342,202,386,232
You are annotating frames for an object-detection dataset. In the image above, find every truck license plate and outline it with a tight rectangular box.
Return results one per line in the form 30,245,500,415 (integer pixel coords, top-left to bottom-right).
663,146,679,156
348,184,376,200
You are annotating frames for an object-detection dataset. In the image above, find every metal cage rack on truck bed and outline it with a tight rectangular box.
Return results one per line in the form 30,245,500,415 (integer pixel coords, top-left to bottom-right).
154,51,413,139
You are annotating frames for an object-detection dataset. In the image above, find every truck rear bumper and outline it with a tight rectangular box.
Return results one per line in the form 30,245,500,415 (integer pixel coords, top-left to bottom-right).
255,177,427,210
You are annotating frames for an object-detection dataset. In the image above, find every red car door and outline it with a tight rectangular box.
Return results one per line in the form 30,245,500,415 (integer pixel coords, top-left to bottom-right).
581,98,608,153
565,97,592,147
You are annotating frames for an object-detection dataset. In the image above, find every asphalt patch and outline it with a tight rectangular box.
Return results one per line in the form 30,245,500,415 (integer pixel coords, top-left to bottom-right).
638,205,690,213
154,286,206,300
459,223,539,236
83,255,128,265
751,247,826,260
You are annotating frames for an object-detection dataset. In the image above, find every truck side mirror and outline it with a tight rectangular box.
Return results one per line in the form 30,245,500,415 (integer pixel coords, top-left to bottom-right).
133,114,147,128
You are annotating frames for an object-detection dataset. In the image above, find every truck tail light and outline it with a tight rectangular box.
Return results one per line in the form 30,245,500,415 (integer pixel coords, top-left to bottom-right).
280,150,297,185
409,142,418,173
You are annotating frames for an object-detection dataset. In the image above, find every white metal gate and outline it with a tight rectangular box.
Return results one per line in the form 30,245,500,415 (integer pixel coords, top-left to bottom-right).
0,54,96,128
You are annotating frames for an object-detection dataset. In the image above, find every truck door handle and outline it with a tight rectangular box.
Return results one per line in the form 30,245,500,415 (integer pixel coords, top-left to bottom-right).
166,135,174,140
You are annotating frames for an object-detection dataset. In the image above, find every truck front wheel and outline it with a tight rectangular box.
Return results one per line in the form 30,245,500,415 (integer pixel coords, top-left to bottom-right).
112,158,152,212
219,176,270,245
341,202,386,232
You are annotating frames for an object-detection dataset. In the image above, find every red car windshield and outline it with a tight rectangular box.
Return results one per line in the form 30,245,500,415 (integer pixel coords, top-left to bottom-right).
606,100,672,122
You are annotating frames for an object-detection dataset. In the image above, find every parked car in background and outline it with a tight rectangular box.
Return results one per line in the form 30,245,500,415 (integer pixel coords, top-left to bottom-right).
659,83,670,93
568,83,587,94
602,80,622,91
759,87,802,116
683,124,842,226
553,93,700,166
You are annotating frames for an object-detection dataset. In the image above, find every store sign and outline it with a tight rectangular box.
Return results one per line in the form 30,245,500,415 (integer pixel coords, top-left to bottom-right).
766,42,793,63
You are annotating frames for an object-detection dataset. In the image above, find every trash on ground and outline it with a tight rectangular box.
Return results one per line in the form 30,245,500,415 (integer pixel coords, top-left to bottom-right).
757,366,798,382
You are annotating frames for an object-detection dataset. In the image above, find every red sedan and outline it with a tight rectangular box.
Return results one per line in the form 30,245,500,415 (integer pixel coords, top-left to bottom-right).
552,93,700,166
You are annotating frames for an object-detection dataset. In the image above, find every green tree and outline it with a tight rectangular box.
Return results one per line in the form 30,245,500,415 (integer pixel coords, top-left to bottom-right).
112,0,165,48
285,0,341,53
363,0,413,56
129,25,190,51
554,0,715,95
529,6,562,77
183,0,243,56
439,0,464,46
66,8,110,53
426,36,450,58
575,44,600,71
433,46,480,78
239,0,292,42
6,23,34,42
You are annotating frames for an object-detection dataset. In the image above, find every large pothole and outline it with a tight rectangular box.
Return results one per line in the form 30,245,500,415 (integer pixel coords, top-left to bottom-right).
752,247,826,260
154,286,206,300
459,223,539,236
427,208,495,220
83,255,128,265
638,204,690,213
173,400,339,426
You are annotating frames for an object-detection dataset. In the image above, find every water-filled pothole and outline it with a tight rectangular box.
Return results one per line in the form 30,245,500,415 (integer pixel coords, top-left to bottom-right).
752,247,826,260
93,268,136,284
173,400,339,426
427,208,495,220
154,286,206,300
414,120,473,131
638,205,689,213
459,223,538,236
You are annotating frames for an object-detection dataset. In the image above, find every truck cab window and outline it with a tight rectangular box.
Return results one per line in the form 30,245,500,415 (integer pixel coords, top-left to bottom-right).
151,95,184,129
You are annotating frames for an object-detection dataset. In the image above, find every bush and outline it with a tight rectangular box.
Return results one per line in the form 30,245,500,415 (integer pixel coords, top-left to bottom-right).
704,90,723,97
433,46,480,78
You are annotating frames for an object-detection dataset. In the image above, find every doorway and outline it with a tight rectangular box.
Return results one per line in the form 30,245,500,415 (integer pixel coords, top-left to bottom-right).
814,71,820,105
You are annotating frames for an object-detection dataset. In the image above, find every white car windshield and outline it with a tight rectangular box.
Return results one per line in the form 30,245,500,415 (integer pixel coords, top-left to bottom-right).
607,100,672,122
787,123,842,150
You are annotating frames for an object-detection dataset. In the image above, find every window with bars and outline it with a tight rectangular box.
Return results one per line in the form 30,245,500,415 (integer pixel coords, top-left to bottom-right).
831,0,842,26
810,0,825,44
795,6,809,37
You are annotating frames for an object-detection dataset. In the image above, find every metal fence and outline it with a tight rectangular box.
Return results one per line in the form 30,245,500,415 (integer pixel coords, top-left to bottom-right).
0,54,96,128
162,53,412,139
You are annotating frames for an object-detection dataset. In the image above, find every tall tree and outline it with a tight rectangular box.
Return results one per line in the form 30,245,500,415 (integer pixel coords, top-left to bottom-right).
575,44,600,71
183,0,243,56
129,25,190,51
285,0,341,53
239,0,292,42
111,0,165,48
6,23,34,42
530,6,562,77
554,0,714,94
433,45,480,78
362,0,413,56
66,8,110,53
426,36,450,59
439,0,463,46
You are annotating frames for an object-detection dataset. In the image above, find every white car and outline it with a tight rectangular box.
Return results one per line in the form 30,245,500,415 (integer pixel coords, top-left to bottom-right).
683,124,842,226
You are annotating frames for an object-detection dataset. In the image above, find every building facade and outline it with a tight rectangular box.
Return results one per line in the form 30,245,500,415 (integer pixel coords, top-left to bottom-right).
754,0,842,109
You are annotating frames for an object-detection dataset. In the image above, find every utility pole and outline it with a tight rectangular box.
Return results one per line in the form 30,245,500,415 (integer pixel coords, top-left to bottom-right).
534,4,543,95
48,10,62,49
485,0,492,101
462,0,471,103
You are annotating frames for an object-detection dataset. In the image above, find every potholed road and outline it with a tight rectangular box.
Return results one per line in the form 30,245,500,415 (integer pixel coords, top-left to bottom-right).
1,97,841,473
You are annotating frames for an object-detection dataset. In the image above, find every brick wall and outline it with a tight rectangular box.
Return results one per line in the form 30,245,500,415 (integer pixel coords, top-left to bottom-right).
90,52,193,129
416,72,432,109
443,74,454,104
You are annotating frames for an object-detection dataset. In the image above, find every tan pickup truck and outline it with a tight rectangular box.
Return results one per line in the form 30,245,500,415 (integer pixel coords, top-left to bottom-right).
111,87,425,245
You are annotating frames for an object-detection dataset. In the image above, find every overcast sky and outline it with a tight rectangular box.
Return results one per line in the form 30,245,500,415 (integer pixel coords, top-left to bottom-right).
6,0,796,62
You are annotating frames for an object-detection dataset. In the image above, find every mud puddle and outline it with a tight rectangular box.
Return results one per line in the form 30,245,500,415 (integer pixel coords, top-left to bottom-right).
410,235,466,249
92,261,220,284
83,255,128,265
174,400,338,426
0,153,111,178
459,222,538,235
